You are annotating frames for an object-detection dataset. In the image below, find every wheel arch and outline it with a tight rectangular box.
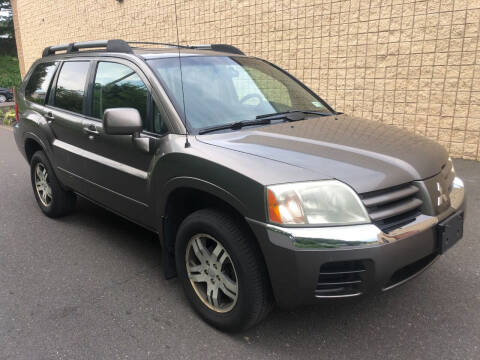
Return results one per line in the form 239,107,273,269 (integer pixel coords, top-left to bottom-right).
158,177,267,280
24,135,46,163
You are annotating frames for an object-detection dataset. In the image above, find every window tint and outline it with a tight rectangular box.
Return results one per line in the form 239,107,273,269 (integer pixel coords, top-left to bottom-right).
25,62,57,104
54,61,90,113
93,62,148,122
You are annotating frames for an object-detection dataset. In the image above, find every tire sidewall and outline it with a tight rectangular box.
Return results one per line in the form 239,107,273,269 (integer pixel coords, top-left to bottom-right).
175,213,257,331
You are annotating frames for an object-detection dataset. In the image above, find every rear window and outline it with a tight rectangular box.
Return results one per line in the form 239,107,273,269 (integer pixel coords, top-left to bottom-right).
25,62,57,104
54,61,90,114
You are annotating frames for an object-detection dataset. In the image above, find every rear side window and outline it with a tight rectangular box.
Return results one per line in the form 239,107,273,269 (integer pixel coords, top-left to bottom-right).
54,61,90,114
92,62,148,122
25,62,57,104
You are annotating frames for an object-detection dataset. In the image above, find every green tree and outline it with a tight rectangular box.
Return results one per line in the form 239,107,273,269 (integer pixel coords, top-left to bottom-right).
0,0,14,39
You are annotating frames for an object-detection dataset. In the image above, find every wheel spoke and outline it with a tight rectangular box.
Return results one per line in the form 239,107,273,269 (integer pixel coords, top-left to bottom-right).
218,252,229,265
219,274,238,299
42,190,48,203
188,264,203,273
206,282,220,308
36,166,43,180
191,237,209,263
211,242,224,262
188,273,208,283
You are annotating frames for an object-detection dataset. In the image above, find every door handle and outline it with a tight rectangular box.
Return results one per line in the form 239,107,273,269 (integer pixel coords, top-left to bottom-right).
45,112,54,123
84,124,100,139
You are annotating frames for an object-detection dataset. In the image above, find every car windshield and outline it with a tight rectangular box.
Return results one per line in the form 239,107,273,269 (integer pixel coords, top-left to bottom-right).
147,56,332,132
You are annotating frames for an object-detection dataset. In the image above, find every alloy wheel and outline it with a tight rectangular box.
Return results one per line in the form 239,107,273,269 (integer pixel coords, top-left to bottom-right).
34,163,52,206
0,95,6,103
185,233,239,313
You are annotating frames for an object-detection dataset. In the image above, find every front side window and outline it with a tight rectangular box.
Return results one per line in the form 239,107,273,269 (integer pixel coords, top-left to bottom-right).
25,62,58,104
54,61,90,113
148,56,331,132
92,62,148,122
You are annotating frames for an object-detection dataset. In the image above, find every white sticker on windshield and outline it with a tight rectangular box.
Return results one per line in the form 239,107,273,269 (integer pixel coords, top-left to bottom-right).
312,101,323,108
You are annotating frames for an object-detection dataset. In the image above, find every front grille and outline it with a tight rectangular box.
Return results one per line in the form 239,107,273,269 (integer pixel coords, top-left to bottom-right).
315,260,370,298
360,183,423,232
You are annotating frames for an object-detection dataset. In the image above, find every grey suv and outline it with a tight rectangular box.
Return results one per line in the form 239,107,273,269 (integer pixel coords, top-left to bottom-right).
13,40,465,331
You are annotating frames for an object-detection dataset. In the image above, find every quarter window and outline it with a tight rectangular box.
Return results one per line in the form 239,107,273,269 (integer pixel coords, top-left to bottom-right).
25,62,57,105
54,61,90,114
92,62,148,122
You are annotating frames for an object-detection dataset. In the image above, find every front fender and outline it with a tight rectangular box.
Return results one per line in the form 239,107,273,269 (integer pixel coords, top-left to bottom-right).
157,176,249,221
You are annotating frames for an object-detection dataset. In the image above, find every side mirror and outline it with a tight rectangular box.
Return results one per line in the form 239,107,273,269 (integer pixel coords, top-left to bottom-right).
103,108,142,135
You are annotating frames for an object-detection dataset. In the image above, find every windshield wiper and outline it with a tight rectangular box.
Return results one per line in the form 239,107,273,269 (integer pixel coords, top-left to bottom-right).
255,109,333,120
198,118,272,135
198,110,333,135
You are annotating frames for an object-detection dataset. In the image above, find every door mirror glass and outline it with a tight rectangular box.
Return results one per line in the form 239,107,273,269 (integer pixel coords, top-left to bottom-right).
103,108,142,135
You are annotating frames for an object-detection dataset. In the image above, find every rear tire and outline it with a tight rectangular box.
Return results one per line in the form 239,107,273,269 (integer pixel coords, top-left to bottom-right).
30,150,76,218
175,208,272,332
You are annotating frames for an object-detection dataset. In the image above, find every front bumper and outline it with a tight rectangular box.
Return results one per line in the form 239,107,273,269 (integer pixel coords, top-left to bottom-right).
248,182,466,308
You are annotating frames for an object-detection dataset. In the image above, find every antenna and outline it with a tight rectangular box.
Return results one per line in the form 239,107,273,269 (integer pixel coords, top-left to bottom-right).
173,0,190,148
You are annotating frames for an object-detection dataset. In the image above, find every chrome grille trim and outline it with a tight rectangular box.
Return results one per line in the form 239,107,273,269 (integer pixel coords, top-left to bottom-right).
361,183,423,231
362,185,419,207
368,198,423,222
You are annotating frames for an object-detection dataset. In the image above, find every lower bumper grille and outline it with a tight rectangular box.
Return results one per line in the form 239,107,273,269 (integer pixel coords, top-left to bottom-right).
315,260,371,298
383,252,439,291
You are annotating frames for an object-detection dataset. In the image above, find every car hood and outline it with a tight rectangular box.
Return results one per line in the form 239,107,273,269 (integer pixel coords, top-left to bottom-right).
196,115,448,193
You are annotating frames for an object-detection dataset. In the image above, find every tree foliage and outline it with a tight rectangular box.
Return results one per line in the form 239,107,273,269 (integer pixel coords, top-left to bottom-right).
0,0,14,39
0,55,21,87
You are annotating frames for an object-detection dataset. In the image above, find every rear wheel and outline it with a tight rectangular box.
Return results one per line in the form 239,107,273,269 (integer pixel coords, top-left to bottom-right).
0,94,6,103
30,151,76,217
175,208,272,332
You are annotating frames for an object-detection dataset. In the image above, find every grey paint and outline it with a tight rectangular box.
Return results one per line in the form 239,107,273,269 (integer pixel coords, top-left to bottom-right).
103,108,143,135
197,114,449,193
13,47,465,309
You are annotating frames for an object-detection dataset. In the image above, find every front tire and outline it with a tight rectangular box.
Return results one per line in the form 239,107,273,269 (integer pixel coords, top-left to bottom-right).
175,208,272,332
30,151,76,218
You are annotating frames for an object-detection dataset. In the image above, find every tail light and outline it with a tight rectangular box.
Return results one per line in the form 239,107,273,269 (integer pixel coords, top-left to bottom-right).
14,88,19,123
15,102,19,123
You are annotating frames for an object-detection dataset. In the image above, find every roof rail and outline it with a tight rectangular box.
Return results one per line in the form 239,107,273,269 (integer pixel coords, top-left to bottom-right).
128,41,245,55
42,39,245,57
42,39,132,57
189,44,245,55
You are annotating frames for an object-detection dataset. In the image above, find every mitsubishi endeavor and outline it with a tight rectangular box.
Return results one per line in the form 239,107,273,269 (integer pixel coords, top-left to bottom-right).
13,40,465,332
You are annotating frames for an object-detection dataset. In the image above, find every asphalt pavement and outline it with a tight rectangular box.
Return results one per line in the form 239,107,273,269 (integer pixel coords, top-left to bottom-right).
0,126,479,360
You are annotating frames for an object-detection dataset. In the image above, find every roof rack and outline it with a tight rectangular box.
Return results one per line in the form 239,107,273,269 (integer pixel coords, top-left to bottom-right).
42,39,245,57
42,39,131,57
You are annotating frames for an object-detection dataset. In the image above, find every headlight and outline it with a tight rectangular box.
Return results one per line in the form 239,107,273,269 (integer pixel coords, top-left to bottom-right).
267,180,370,226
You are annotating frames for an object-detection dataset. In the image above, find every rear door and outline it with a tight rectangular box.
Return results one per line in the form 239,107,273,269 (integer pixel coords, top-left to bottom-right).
46,60,92,189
